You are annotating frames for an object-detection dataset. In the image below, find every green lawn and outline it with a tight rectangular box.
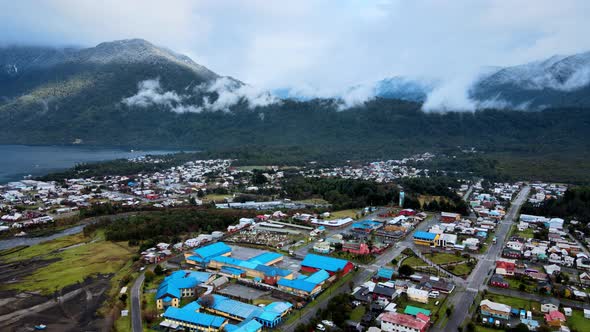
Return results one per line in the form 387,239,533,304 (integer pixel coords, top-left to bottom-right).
1,232,135,294
475,326,500,332
516,228,535,239
484,292,540,312
203,193,232,202
567,309,590,332
326,209,359,220
402,255,429,267
424,252,468,265
448,263,474,277
506,278,535,293
350,306,366,321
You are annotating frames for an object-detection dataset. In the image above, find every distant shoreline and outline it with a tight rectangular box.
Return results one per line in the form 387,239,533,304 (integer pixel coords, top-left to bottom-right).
0,145,186,184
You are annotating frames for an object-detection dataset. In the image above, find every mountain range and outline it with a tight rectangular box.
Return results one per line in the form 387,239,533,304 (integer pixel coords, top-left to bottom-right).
0,38,589,182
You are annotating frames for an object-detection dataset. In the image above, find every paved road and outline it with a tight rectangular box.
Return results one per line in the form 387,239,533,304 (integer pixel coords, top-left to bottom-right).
131,271,145,332
436,186,530,332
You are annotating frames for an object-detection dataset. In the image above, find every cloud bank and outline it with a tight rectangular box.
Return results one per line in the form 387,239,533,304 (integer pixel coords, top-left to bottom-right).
3,0,590,111
123,77,279,113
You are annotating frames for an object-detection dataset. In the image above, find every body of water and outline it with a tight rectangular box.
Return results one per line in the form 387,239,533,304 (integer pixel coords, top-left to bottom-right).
0,145,177,183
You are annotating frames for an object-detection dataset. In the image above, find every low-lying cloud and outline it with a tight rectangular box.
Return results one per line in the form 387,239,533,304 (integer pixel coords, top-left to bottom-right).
122,77,280,113
122,79,183,108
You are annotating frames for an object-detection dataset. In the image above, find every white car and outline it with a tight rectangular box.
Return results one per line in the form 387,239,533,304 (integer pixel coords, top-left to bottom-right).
322,320,335,327
316,324,326,331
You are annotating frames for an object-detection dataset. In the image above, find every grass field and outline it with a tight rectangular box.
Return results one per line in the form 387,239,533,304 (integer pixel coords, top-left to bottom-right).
424,252,468,265
294,198,330,205
484,292,540,311
448,263,474,276
568,309,590,332
402,255,429,267
326,209,359,220
1,232,89,262
202,193,232,202
1,231,135,295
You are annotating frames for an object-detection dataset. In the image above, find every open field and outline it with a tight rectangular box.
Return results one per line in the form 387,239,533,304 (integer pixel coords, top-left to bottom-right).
1,232,135,295
0,232,88,263
203,193,232,202
294,198,330,205
326,209,359,220
424,252,468,265
484,292,541,312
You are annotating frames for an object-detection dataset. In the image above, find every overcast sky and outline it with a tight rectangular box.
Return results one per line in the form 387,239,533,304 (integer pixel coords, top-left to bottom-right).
2,0,590,99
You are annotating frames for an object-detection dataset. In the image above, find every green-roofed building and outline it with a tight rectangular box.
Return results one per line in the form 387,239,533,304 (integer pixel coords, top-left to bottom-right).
404,305,431,317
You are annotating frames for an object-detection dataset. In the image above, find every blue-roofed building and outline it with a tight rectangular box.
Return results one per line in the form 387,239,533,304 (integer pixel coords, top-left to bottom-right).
301,254,354,276
352,220,383,233
208,252,293,285
199,295,293,328
413,231,439,246
156,270,213,310
277,269,330,297
162,301,228,331
224,320,263,332
248,252,283,265
185,242,232,266
376,267,395,280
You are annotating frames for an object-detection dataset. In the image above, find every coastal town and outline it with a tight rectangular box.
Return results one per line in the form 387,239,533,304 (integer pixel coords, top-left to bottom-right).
0,153,587,332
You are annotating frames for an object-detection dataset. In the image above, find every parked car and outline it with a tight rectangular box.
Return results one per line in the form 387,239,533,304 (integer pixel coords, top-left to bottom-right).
316,324,326,331
322,320,335,327
428,291,440,298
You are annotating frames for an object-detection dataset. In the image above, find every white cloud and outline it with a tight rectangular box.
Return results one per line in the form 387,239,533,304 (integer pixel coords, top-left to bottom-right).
122,79,183,108
3,0,590,112
123,77,280,113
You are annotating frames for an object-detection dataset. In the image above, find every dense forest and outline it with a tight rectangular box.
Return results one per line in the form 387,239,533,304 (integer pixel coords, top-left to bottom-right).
281,177,469,214
85,208,256,250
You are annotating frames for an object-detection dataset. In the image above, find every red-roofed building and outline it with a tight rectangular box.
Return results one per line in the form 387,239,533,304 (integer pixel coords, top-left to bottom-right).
495,259,516,276
398,209,416,216
544,310,566,327
380,312,430,332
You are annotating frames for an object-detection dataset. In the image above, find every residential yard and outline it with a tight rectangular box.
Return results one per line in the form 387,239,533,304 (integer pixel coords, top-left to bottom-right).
396,294,448,324
1,231,135,294
568,309,590,332
484,292,541,312
475,326,499,332
350,305,366,321
506,278,536,293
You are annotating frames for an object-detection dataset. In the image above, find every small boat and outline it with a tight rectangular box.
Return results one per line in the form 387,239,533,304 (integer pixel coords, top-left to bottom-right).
34,324,47,330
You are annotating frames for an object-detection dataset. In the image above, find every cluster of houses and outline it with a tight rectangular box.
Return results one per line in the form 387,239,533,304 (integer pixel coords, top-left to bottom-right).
311,211,427,257
479,298,589,331
351,268,455,332
412,211,496,251
299,153,436,183
528,183,568,205
502,214,585,267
